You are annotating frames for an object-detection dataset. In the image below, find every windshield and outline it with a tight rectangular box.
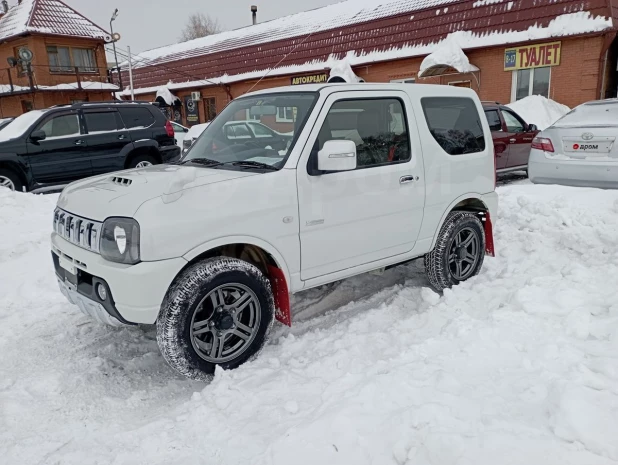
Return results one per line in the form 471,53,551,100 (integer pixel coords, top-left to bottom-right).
552,101,618,128
183,92,317,170
0,110,47,142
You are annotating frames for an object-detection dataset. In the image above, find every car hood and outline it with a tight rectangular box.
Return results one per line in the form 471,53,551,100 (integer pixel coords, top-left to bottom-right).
57,164,260,221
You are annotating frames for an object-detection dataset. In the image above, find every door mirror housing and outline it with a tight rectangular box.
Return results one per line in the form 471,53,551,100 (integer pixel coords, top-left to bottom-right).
527,123,538,132
318,140,357,172
30,130,47,142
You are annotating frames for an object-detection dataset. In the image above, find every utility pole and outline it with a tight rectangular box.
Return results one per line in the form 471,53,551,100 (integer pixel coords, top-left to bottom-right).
110,9,123,90
128,45,135,101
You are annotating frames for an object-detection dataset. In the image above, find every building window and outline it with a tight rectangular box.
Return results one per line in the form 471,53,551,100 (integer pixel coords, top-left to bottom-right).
512,67,550,101
276,107,294,123
390,78,415,84
47,46,97,73
204,97,216,121
21,101,33,113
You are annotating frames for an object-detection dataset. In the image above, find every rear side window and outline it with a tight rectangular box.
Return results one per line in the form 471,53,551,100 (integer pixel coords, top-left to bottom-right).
118,107,155,129
484,110,502,131
422,97,486,155
84,111,121,133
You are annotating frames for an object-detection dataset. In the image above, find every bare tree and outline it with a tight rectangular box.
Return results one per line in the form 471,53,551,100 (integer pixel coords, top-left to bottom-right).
179,12,221,42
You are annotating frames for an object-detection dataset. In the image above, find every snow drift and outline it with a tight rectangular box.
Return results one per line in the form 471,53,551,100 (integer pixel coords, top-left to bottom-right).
506,95,570,130
1,182,618,464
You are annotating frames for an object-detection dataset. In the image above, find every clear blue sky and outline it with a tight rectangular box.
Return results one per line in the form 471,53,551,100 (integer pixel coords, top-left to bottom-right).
64,0,341,55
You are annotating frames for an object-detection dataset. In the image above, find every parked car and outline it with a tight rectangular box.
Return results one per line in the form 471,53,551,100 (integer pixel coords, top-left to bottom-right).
0,117,14,131
529,99,618,188
51,83,498,380
482,102,539,173
0,101,180,192
170,122,189,149
182,122,210,154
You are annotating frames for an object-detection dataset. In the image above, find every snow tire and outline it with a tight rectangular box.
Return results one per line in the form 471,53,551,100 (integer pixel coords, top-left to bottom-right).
0,168,23,192
157,257,275,381
424,211,485,291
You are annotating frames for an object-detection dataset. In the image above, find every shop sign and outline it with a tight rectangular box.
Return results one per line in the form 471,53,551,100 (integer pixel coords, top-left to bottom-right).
184,96,200,125
291,73,329,85
504,41,561,71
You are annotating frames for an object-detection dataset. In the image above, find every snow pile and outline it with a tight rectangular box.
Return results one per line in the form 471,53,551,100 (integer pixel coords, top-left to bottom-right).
2,183,618,464
507,95,571,130
419,36,479,76
328,57,365,83
155,86,181,106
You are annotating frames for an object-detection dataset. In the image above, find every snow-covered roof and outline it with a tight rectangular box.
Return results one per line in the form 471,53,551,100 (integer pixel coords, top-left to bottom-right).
0,81,118,94
155,87,181,106
128,0,461,69
0,0,108,43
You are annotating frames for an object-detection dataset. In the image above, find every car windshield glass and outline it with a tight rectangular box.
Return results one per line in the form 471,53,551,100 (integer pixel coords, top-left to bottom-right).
183,92,317,171
0,110,48,142
553,102,618,128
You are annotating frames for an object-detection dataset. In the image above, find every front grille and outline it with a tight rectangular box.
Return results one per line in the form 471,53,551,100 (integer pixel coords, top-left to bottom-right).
53,208,102,253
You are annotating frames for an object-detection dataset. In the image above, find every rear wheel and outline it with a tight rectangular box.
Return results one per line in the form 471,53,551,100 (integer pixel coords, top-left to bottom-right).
425,211,485,291
0,169,23,192
128,154,158,169
157,257,275,380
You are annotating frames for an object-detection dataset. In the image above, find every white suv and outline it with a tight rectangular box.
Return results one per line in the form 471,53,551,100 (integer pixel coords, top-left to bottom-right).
51,83,498,380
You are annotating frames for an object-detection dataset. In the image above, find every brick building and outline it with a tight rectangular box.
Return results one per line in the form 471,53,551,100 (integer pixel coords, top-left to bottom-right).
0,0,116,118
115,0,618,128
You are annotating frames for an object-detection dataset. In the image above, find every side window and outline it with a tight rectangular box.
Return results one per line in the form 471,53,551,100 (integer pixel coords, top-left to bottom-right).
36,114,80,139
484,110,502,131
118,107,156,129
421,97,486,155
316,98,411,169
502,110,525,133
251,123,274,137
84,112,120,133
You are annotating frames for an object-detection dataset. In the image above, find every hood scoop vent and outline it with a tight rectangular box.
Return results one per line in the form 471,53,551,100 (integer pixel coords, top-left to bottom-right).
110,176,133,186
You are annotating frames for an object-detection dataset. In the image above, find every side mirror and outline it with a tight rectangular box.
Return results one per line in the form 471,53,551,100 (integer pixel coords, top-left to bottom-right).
30,130,46,142
527,124,538,132
318,140,357,172
184,128,189,133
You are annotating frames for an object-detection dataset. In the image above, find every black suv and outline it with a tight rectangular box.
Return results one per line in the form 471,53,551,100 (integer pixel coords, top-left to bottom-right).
0,101,180,192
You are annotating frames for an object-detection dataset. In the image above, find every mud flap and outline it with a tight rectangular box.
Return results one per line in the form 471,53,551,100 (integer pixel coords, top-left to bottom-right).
483,212,495,257
267,265,291,327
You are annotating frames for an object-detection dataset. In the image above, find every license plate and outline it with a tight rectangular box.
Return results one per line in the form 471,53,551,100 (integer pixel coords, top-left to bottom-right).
58,255,77,276
564,141,613,153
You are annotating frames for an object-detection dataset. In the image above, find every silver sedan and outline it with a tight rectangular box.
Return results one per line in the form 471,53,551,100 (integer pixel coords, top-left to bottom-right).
529,99,618,189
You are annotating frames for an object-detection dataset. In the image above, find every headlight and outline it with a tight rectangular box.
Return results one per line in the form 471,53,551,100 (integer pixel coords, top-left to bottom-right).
100,217,140,265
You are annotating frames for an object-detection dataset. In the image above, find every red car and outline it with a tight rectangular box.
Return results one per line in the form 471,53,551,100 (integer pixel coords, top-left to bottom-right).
482,102,539,174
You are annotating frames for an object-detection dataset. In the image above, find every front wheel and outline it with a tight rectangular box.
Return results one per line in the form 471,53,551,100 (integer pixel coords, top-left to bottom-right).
424,211,485,291
157,257,275,380
128,154,158,169
0,168,23,192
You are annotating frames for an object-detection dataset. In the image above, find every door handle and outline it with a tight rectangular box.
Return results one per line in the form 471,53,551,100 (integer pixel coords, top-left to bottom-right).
74,139,86,146
509,138,516,144
400,175,417,184
118,135,126,140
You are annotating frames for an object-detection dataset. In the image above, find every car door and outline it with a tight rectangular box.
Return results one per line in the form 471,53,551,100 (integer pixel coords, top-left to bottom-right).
484,108,509,170
501,109,535,168
26,110,92,185
171,122,188,148
297,91,426,281
82,109,132,176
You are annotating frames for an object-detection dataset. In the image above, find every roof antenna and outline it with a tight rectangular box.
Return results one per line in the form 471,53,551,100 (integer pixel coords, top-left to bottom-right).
251,5,257,25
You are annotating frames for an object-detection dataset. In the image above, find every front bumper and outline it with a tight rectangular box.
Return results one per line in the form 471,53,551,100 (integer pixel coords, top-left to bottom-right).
52,232,188,325
57,276,126,327
529,148,618,189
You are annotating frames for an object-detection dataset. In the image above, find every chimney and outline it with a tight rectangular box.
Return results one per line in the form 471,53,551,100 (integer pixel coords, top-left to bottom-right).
251,5,257,25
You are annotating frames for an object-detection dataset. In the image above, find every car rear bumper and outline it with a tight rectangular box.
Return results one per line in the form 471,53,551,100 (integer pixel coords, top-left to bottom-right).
52,232,187,325
160,145,181,163
529,149,618,189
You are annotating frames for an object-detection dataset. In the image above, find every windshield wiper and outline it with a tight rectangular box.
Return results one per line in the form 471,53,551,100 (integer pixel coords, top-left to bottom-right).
182,157,222,166
230,161,279,171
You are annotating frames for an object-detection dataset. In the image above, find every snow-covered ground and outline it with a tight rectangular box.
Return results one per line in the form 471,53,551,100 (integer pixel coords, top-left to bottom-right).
1,182,618,465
